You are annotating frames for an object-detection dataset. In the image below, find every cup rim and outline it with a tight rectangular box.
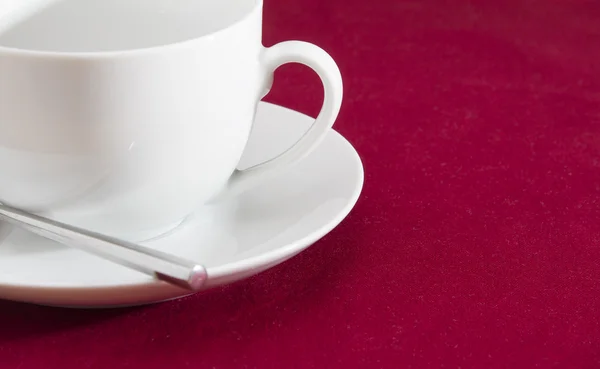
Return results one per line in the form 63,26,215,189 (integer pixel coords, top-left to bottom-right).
0,0,262,60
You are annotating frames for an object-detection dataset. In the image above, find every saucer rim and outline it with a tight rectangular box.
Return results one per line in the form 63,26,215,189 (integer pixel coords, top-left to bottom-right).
209,109,364,279
0,102,364,296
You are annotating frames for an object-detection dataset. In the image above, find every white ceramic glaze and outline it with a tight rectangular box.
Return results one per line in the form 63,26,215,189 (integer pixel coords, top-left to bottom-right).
0,0,342,240
0,103,363,308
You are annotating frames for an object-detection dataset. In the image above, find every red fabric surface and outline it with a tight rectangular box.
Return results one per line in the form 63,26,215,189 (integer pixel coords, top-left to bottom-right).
2,0,600,368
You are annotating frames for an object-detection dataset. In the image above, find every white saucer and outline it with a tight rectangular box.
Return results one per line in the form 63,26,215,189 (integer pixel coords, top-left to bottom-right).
0,102,364,308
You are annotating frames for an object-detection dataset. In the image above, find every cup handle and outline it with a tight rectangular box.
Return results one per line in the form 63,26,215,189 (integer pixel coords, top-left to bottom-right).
221,41,343,199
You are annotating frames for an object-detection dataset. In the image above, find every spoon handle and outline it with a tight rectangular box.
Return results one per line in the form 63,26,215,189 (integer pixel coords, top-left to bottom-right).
0,204,207,291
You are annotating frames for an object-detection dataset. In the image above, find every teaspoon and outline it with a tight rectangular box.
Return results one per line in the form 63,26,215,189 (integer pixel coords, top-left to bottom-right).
0,203,207,291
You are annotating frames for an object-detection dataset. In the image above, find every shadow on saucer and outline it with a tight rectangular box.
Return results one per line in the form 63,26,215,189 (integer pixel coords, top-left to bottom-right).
0,222,68,255
0,222,12,244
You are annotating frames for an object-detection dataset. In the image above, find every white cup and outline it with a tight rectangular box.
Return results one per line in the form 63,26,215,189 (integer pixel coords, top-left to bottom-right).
0,0,342,240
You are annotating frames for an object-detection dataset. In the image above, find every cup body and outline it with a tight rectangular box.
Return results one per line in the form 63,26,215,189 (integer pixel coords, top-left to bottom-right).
0,0,269,239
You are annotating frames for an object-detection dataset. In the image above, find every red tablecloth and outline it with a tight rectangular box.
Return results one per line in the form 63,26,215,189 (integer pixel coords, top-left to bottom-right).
2,0,600,368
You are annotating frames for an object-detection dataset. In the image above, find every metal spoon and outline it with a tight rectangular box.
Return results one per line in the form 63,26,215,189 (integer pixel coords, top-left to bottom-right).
0,203,207,291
